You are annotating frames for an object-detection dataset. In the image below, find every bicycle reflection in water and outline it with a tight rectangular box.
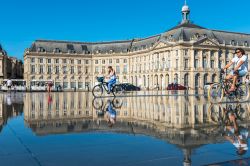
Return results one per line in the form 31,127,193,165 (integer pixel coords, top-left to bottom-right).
208,103,249,156
92,97,123,127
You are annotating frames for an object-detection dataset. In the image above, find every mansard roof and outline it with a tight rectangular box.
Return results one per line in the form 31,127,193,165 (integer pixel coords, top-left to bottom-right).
28,22,250,54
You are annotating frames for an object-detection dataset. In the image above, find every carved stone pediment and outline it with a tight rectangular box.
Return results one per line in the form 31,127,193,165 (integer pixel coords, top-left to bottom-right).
194,38,220,47
153,41,172,50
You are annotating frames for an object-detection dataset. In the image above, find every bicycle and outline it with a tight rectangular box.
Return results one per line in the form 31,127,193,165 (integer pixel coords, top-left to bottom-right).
92,77,124,97
92,97,123,117
208,71,249,103
208,103,246,125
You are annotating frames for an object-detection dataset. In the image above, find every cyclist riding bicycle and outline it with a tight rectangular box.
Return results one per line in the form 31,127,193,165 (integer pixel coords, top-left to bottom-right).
221,48,248,92
106,66,117,94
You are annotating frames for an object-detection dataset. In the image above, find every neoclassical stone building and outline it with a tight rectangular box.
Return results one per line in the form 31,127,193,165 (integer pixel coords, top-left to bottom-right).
0,44,24,83
24,3,250,90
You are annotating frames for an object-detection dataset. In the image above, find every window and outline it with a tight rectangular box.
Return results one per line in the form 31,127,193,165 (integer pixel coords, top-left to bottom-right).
63,59,67,63
77,60,81,64
116,66,120,74
245,41,248,47
71,60,74,64
176,50,178,56
95,60,98,64
55,59,59,64
55,66,59,74
63,82,68,89
85,67,88,74
85,60,89,64
123,59,127,63
31,58,35,63
184,59,188,69
63,66,67,74
226,50,229,59
194,50,198,57
116,59,119,63
176,59,178,68
95,66,99,73
47,66,52,74
37,47,45,52
124,65,128,73
211,60,214,68
39,58,43,63
78,66,81,74
39,65,43,74
54,48,61,53
184,49,188,56
31,65,35,74
47,59,51,64
102,60,105,64
70,66,74,74
102,66,105,74
70,82,76,88
219,60,222,68
202,57,207,68
211,51,215,57
194,59,198,69
231,40,236,45
109,59,112,64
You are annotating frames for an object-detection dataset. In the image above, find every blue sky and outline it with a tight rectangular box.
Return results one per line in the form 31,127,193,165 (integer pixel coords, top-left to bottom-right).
0,0,250,60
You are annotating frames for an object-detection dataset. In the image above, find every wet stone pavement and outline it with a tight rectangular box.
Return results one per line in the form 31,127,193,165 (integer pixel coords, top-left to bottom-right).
0,91,250,166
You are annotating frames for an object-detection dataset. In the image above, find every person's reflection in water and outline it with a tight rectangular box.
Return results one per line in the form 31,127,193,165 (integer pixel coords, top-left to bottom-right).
223,105,248,156
47,94,53,105
105,99,116,127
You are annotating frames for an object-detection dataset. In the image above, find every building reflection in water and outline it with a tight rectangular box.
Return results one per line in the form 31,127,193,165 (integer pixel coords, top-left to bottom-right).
0,93,24,132
18,92,250,165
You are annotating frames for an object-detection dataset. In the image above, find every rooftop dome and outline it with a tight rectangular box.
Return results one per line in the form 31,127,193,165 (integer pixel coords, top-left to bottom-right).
182,5,190,12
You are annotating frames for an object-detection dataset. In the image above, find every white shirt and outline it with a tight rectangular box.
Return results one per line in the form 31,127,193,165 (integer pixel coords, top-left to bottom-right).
7,80,12,86
232,55,248,72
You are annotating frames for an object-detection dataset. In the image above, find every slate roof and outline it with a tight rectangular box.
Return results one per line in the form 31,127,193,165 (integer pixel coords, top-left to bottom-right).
28,22,250,54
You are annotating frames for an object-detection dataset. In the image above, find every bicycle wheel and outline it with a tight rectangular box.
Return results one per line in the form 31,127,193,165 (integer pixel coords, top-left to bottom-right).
236,84,249,101
92,98,104,110
208,83,224,103
92,84,103,97
112,98,123,108
112,85,124,97
208,104,225,124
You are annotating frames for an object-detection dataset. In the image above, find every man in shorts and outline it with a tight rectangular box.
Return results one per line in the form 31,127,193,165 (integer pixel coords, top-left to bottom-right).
222,48,248,92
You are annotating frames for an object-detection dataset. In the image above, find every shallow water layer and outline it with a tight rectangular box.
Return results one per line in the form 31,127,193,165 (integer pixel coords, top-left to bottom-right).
0,92,250,166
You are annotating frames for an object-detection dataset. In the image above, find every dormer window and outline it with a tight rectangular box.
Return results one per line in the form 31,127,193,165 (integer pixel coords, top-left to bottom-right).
109,50,113,54
244,41,248,47
67,44,75,53
231,40,236,46
96,50,100,54
37,47,45,52
203,34,207,38
54,48,61,53
195,33,200,38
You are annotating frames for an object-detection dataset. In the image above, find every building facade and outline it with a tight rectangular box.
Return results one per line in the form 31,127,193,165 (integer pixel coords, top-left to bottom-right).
24,3,250,90
0,44,24,83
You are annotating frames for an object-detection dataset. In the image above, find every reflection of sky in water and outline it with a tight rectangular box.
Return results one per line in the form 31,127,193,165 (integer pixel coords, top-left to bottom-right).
0,92,250,166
